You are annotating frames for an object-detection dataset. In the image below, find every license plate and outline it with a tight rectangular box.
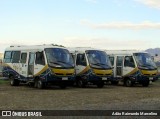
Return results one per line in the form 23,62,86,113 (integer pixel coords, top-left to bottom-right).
102,77,107,80
149,77,153,80
62,77,68,80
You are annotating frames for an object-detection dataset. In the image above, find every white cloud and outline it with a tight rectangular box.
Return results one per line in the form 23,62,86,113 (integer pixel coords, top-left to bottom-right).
135,0,160,9
62,37,150,50
81,20,160,30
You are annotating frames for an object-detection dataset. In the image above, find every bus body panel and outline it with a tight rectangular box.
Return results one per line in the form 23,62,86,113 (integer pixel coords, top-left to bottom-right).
106,50,158,86
2,45,75,88
68,47,113,87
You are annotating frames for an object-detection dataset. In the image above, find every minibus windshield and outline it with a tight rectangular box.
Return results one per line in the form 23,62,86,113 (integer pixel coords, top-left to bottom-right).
134,53,157,70
86,50,112,69
45,48,74,68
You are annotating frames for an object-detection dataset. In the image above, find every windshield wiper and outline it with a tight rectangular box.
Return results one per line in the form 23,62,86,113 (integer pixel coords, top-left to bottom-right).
50,61,67,64
50,61,61,65
57,61,67,64
91,63,102,66
139,64,153,67
50,61,73,66
139,64,157,69
91,63,111,69
91,63,109,66
57,61,74,67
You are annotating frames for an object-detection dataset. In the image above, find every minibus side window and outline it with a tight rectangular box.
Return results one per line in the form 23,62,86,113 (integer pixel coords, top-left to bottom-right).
20,53,27,63
35,52,45,65
12,51,21,63
76,54,87,66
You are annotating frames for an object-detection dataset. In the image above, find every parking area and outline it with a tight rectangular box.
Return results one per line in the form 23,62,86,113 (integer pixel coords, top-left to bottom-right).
0,79,160,112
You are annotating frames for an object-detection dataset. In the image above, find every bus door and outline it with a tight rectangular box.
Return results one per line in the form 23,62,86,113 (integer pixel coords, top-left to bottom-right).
34,51,45,75
19,52,28,78
28,52,35,77
123,56,135,76
75,53,87,75
116,56,123,77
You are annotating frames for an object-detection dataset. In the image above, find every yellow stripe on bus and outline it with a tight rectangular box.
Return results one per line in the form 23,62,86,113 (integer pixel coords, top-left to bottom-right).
34,65,49,76
141,70,157,76
93,69,112,75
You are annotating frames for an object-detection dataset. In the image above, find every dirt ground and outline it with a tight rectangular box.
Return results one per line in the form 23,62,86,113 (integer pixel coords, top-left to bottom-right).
0,79,160,119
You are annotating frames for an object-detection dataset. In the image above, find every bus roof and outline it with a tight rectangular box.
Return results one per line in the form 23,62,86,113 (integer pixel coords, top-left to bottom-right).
105,50,147,56
5,44,67,52
68,47,105,54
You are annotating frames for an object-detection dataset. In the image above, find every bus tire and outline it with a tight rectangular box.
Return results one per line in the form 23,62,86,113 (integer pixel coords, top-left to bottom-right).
77,79,86,88
111,81,119,85
34,80,38,88
10,76,20,86
59,84,67,89
97,82,104,88
142,80,149,87
124,79,133,87
28,82,34,87
37,80,45,89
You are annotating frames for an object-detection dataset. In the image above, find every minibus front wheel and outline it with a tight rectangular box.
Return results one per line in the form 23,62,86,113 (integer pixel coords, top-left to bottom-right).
34,77,46,89
10,75,20,86
37,80,45,89
77,79,86,88
59,83,67,89
142,80,149,87
124,78,134,87
97,82,104,88
111,81,119,85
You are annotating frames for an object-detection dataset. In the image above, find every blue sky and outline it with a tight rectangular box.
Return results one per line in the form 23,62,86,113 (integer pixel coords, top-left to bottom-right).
0,0,160,52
